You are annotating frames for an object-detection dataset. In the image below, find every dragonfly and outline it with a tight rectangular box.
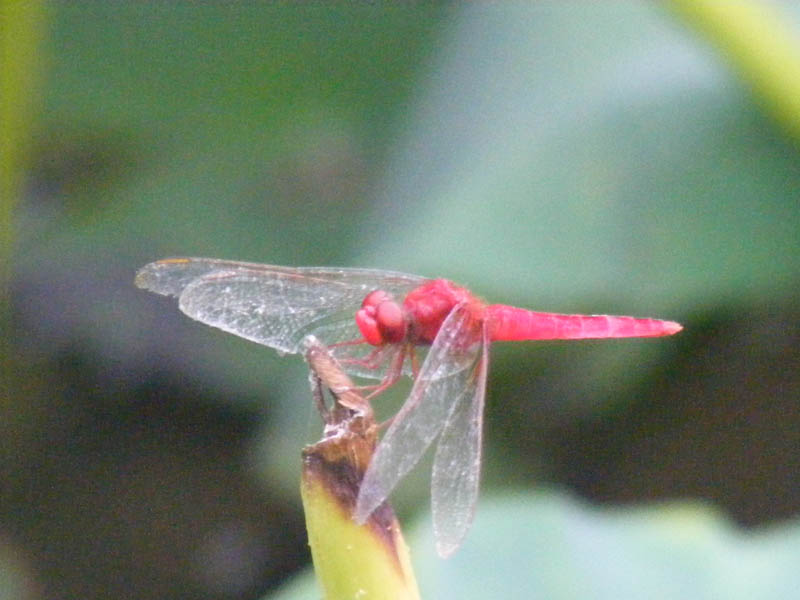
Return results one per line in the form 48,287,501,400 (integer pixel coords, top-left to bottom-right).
135,257,682,557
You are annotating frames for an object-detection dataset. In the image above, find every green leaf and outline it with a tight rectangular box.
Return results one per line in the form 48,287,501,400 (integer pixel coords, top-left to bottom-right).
359,3,800,310
271,490,800,599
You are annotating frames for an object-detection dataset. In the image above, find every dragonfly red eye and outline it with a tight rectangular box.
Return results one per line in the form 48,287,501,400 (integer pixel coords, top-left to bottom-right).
375,300,406,343
356,305,383,345
361,289,391,309
356,290,407,345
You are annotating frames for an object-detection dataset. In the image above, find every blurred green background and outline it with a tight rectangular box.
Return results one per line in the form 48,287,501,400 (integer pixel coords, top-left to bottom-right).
2,2,800,599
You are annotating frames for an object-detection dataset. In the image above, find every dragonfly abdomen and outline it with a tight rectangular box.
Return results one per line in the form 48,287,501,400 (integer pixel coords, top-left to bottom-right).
486,305,682,341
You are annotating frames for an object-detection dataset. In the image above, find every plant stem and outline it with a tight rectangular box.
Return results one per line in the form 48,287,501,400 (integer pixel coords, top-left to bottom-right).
301,338,420,600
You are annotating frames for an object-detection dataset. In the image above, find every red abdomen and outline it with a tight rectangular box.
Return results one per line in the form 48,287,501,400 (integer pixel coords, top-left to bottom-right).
486,305,682,341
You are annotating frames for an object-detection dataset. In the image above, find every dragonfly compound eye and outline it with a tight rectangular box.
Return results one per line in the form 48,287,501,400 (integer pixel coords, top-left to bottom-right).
355,290,407,346
356,289,400,345
361,289,392,309
356,306,383,346
375,300,407,343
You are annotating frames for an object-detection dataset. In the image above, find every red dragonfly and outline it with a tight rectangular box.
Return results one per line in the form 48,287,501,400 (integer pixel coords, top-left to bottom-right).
136,257,681,556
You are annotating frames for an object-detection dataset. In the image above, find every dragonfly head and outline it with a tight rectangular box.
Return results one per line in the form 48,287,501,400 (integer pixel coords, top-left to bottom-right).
356,289,408,346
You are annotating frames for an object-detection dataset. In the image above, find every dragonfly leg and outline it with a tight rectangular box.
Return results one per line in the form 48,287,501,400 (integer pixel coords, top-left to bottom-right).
361,345,407,402
329,338,368,349
377,415,398,431
327,343,409,403
337,345,391,371
328,344,406,400
409,346,421,379
345,371,403,401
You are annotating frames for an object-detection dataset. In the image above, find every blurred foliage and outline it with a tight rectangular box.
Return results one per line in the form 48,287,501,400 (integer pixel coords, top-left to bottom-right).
0,3,47,597
0,1,47,265
2,2,799,599
277,490,800,599
668,0,800,139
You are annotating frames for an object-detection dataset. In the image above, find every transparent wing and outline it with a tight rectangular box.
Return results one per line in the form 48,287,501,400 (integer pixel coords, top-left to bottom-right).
430,321,489,557
135,258,426,300
354,301,485,523
135,258,426,378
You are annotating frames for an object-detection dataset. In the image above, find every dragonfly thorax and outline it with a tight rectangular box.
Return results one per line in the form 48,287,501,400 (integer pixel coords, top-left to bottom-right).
355,289,408,346
403,279,480,344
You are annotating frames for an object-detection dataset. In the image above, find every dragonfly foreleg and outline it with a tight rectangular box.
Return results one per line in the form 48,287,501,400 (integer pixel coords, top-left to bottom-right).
337,345,391,371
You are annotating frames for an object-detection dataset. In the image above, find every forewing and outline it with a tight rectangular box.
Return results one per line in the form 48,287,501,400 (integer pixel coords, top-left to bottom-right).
135,258,426,364
354,301,484,523
135,257,425,300
431,321,489,557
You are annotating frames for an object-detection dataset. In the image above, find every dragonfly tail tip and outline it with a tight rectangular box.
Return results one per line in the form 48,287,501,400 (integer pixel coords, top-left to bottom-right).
664,320,683,335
